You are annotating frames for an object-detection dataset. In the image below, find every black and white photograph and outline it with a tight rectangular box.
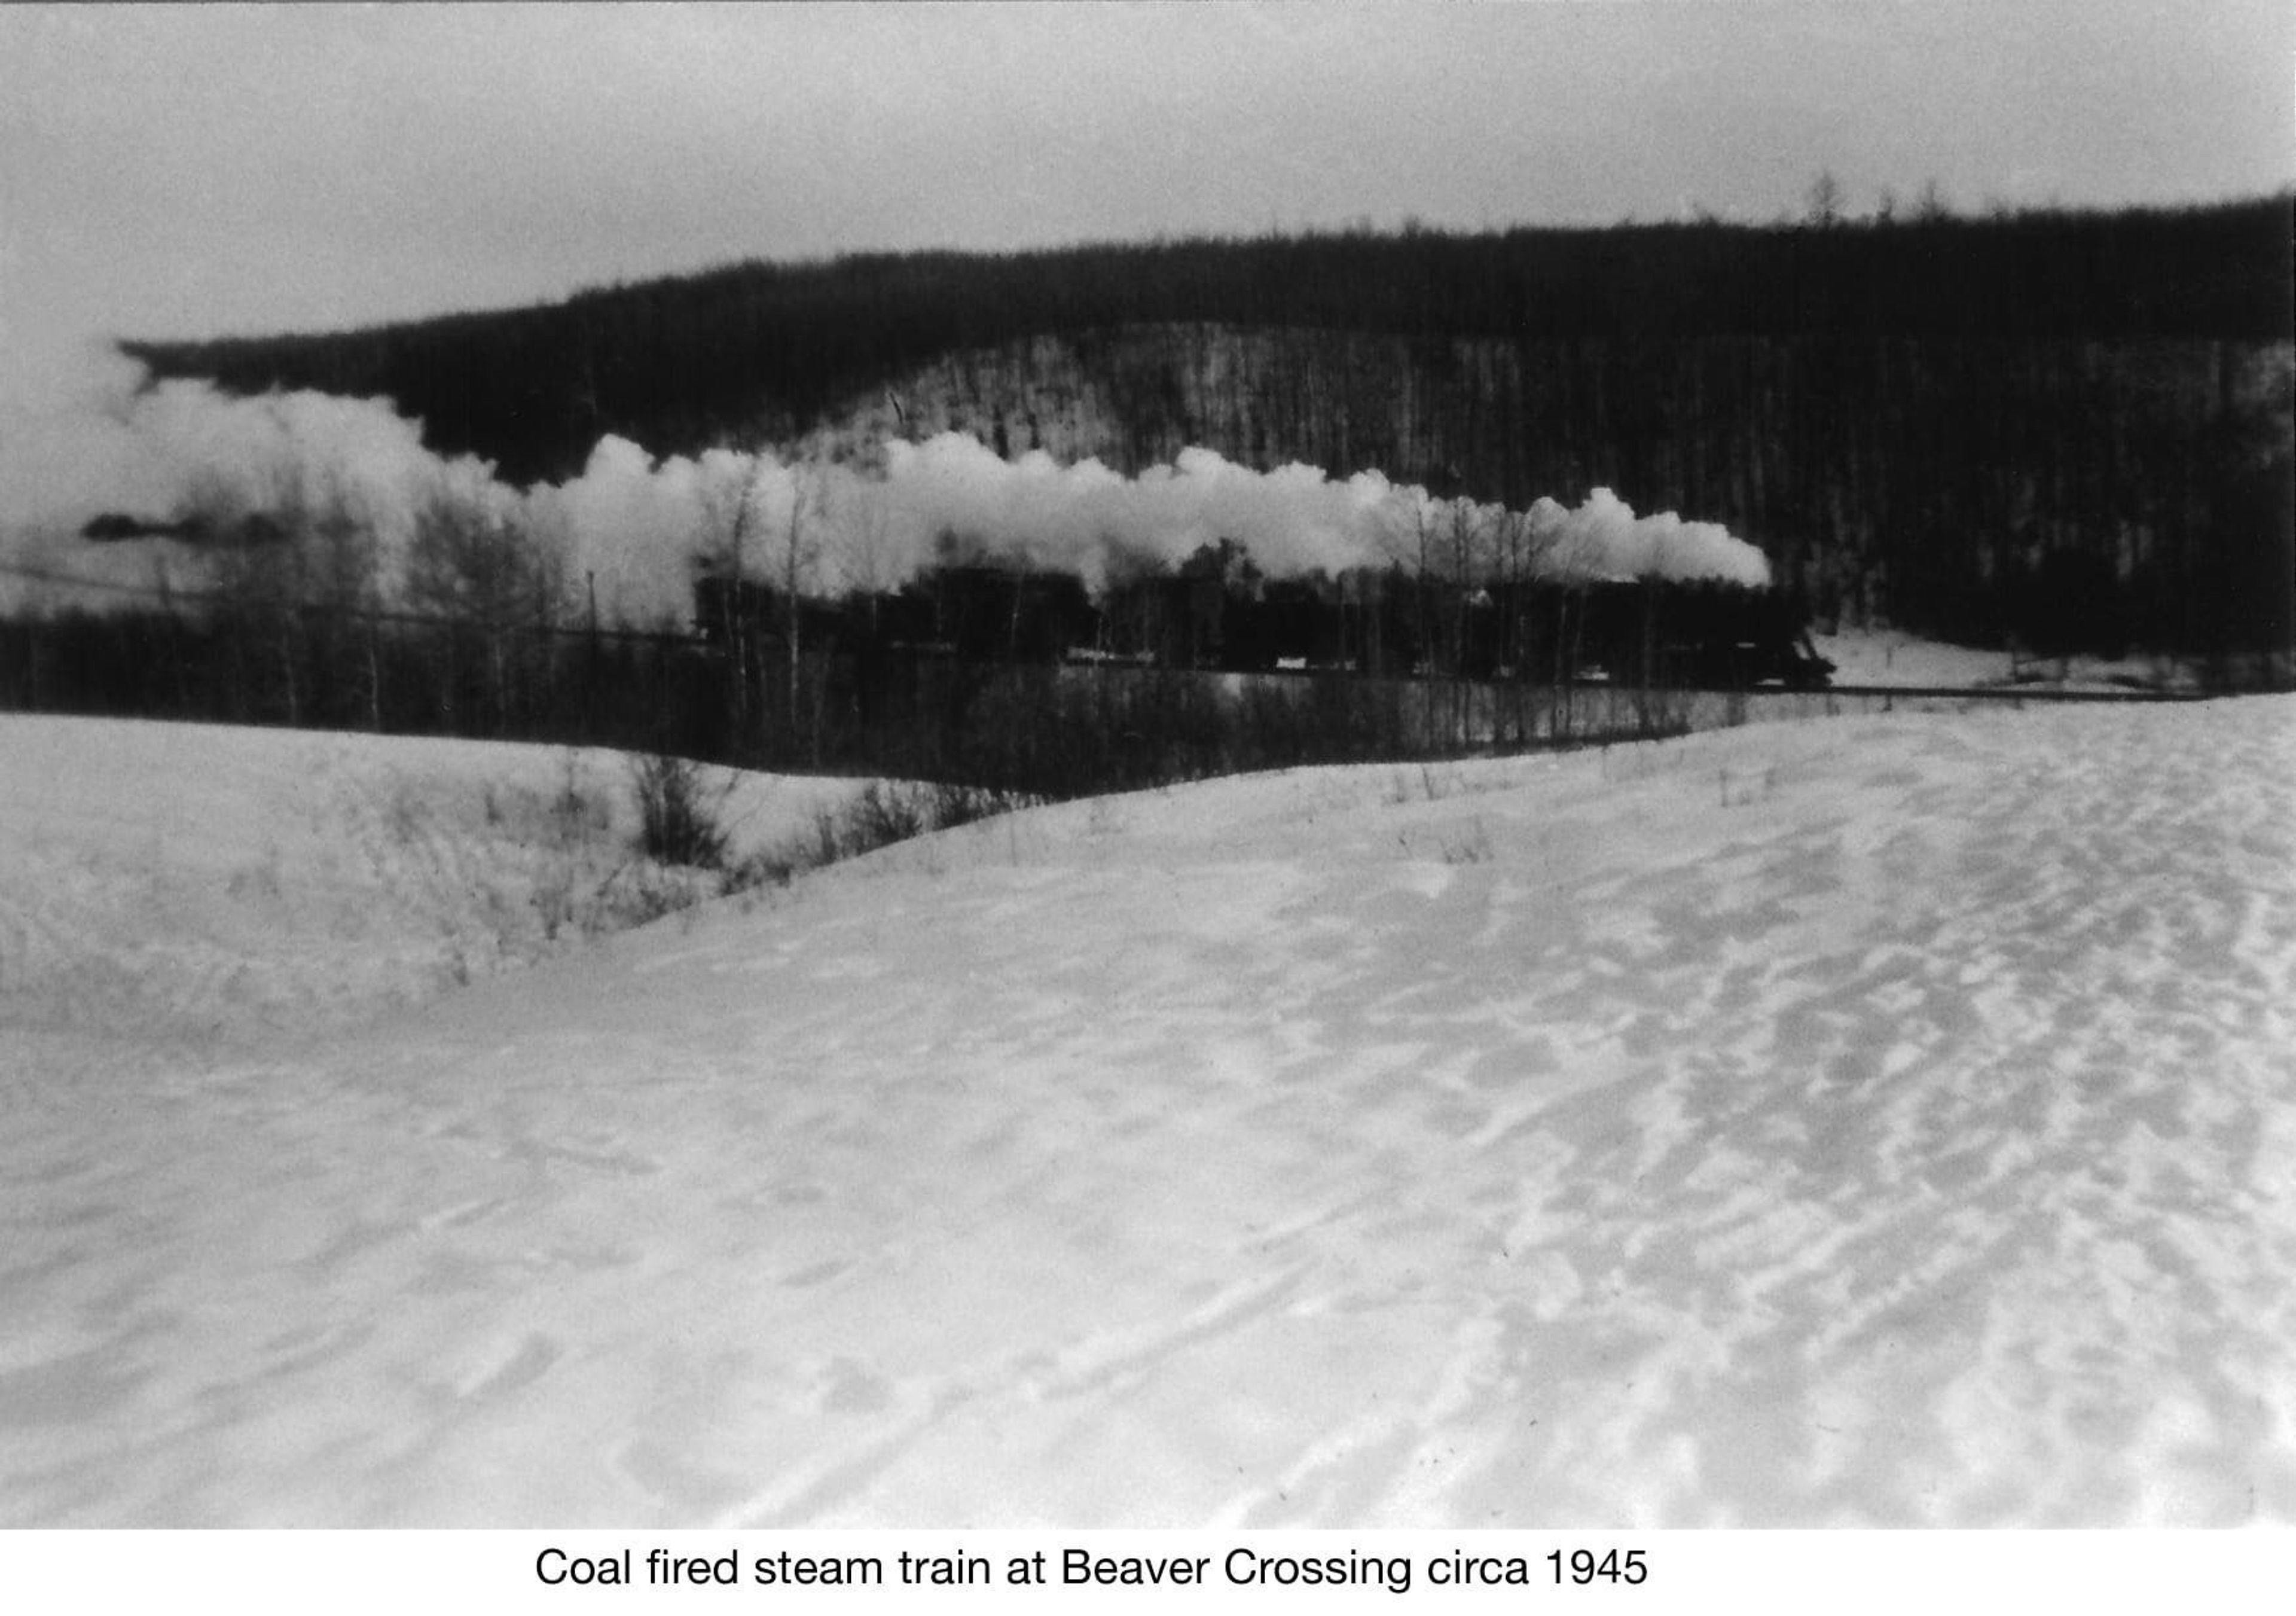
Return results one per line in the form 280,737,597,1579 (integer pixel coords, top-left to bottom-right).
1,0,2291,1557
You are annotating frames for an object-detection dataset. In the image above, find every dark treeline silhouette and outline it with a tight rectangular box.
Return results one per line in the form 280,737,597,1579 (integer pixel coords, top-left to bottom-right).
0,603,1526,798
958,322,2291,671
2,538,1829,798
0,591,713,758
123,199,2291,484
701,548,1830,690
109,195,2296,672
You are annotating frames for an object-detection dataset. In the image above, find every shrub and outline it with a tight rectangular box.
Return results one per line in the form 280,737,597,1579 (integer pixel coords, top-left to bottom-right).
628,751,731,870
849,780,930,849
713,777,1035,900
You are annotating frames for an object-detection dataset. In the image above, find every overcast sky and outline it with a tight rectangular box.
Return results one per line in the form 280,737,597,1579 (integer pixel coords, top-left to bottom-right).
2,1,2290,373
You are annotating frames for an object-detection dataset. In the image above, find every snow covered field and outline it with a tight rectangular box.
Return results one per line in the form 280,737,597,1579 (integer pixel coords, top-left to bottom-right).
3,700,2292,1526
0,718,875,1046
1811,627,2204,693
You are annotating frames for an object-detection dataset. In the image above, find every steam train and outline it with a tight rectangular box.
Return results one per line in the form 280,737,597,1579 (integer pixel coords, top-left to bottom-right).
696,560,1834,691
1547,578,1836,690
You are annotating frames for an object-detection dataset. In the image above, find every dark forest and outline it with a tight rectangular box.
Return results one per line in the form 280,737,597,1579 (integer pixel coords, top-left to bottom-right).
118,197,2294,669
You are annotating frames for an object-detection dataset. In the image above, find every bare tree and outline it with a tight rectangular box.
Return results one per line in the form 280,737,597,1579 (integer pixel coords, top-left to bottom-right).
777,457,828,760
1525,496,1602,740
300,467,387,730
697,453,766,740
179,458,300,722
406,477,552,734
1489,505,1534,743
834,478,901,639
1806,169,1845,229
1440,497,1490,745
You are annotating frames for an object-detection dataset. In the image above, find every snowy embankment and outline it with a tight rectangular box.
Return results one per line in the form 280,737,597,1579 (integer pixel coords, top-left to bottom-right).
0,717,873,1045
3,701,2292,1526
1812,628,2203,693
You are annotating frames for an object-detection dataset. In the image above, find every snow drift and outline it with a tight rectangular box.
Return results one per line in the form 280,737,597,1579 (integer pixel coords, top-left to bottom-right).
0,718,880,1043
3,697,2291,1526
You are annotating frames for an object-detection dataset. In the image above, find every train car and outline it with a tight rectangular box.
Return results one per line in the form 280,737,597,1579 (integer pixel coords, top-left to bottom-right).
1650,581,1836,690
1549,580,1834,691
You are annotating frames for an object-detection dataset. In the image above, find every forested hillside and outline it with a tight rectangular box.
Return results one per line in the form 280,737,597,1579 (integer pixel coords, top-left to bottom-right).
123,199,2294,659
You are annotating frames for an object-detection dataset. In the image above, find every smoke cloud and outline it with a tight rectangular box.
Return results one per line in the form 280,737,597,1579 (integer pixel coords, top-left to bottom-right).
0,346,496,613
876,435,1430,586
1,355,1770,624
1522,487,1772,590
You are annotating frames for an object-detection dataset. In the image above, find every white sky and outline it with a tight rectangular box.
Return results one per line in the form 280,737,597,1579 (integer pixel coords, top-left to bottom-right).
2,1,2290,373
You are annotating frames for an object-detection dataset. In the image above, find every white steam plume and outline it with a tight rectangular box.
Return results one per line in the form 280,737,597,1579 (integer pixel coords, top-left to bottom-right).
0,347,499,614
877,436,1428,587
877,435,1770,590
1524,487,1772,589
2,356,1770,624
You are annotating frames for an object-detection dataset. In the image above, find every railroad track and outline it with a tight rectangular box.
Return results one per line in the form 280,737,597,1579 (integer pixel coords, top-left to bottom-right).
1778,682,2213,704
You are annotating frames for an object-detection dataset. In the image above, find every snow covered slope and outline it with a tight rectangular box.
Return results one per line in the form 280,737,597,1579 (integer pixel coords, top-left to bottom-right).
1810,629,2203,694
0,717,873,1045
4,701,2292,1526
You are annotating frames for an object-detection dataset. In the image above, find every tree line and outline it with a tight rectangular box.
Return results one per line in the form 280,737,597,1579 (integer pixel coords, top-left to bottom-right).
92,193,2296,676
124,197,2291,484
6,483,1830,799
